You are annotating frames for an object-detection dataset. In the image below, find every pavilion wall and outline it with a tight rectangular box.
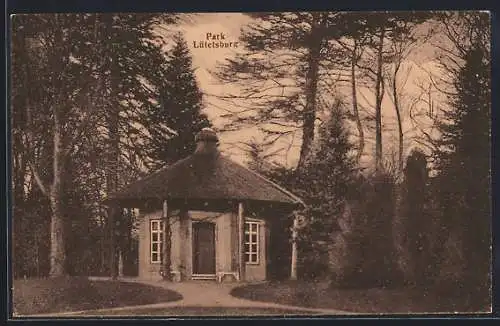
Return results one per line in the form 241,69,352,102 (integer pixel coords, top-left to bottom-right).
138,209,270,281
188,210,233,278
138,210,182,281
244,218,267,282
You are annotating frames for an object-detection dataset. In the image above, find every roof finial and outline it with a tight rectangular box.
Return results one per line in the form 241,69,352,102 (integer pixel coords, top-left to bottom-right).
195,128,218,142
194,128,219,155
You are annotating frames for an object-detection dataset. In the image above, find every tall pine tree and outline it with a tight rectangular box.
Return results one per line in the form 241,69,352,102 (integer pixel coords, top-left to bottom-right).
434,44,490,298
297,99,358,279
144,32,211,169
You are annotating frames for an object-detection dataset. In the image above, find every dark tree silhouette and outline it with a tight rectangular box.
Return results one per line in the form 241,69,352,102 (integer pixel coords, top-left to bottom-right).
144,32,211,169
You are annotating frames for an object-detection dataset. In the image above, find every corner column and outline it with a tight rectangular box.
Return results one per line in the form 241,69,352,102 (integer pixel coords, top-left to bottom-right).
162,199,172,281
238,202,245,281
179,208,190,281
290,212,299,280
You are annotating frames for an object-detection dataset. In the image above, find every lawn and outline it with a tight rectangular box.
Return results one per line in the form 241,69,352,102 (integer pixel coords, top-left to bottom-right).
230,281,491,314
76,306,321,317
12,277,183,316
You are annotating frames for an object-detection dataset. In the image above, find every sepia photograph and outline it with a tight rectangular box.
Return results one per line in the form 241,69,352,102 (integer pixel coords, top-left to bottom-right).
9,11,491,318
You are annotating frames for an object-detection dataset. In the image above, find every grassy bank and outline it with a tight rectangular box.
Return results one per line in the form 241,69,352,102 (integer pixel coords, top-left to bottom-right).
230,280,490,314
13,277,182,315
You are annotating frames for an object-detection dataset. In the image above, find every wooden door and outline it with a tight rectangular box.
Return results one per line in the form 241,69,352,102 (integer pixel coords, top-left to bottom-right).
192,222,216,275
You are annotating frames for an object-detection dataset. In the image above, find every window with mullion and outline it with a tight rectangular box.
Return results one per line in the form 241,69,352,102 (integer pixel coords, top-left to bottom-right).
150,220,164,263
244,221,259,264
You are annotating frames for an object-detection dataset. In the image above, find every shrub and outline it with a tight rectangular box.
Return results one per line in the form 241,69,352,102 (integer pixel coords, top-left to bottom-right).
330,171,403,288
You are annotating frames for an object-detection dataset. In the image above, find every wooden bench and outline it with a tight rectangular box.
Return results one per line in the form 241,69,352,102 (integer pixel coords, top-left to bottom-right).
216,271,240,283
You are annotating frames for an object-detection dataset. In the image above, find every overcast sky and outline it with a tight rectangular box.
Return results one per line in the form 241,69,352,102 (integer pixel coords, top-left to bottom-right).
158,13,448,169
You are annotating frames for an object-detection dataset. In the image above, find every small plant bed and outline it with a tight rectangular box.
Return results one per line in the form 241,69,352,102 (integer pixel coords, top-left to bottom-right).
77,306,321,316
13,277,183,315
230,280,490,314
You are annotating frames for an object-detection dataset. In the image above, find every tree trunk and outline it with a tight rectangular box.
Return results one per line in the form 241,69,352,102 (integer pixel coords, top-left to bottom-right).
392,64,404,173
44,13,69,278
108,205,117,279
118,249,124,277
34,231,40,277
374,28,386,171
351,42,364,163
103,14,121,279
99,213,106,274
12,27,29,209
48,74,67,277
297,15,323,171
49,162,66,276
12,133,27,207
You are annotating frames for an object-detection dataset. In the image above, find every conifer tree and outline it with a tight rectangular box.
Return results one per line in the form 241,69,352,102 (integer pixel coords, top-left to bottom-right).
297,99,358,279
400,149,430,285
144,32,211,169
433,44,490,293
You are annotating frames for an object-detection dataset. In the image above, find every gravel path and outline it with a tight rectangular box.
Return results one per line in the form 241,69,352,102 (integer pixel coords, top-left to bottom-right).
26,277,352,317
